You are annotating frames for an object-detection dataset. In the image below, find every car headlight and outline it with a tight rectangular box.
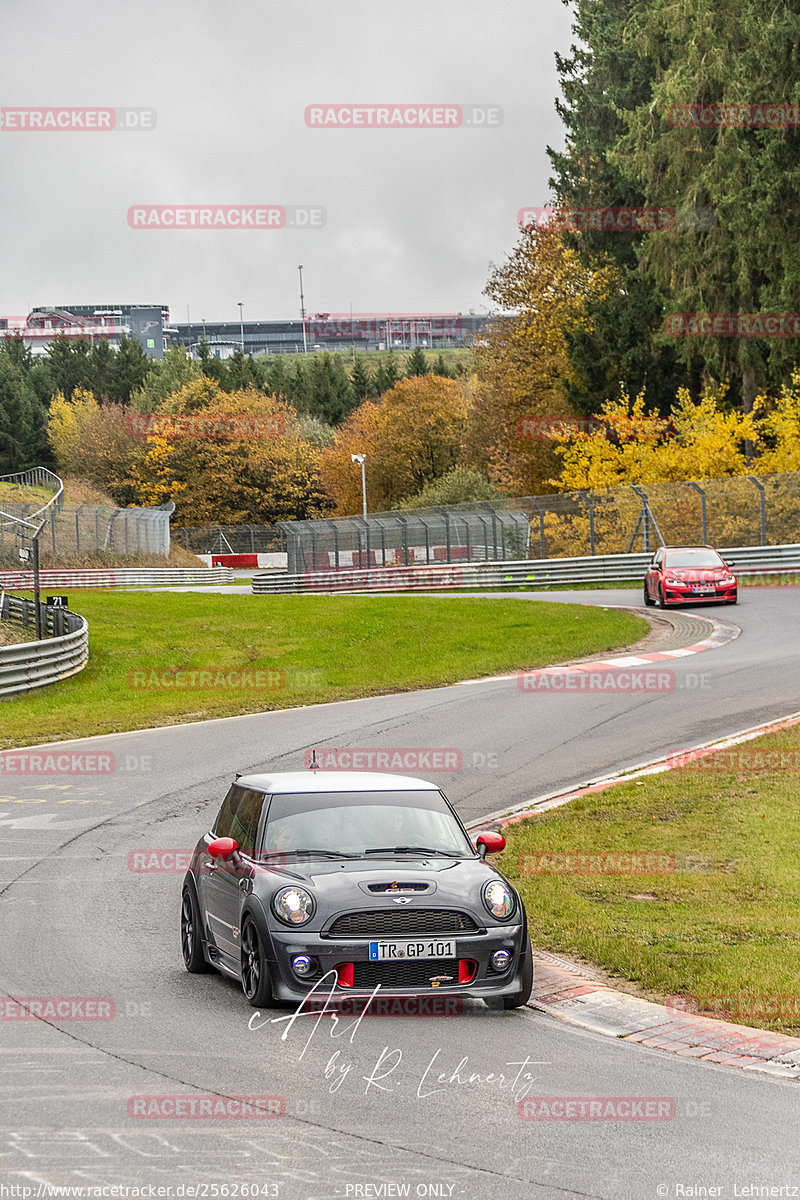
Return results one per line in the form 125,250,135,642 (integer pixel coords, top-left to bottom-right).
664,577,682,586
721,575,736,585
482,879,515,920
273,886,314,925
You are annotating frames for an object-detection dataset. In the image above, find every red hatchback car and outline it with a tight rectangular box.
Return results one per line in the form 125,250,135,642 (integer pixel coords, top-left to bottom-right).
644,546,737,607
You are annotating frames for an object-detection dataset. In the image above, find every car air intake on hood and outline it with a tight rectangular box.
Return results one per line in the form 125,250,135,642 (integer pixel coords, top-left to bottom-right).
367,882,430,893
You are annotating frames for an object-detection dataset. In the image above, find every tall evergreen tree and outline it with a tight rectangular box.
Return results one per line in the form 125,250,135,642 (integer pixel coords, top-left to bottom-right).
548,0,690,413
0,358,37,473
405,346,429,377
612,0,800,410
45,337,93,401
350,356,375,400
375,351,400,395
108,334,152,404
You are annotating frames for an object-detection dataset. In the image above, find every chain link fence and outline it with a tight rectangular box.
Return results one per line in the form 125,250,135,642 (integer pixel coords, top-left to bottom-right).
0,501,174,562
173,472,800,568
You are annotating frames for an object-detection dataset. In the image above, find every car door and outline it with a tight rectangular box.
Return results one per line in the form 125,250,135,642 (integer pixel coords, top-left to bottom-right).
200,785,266,973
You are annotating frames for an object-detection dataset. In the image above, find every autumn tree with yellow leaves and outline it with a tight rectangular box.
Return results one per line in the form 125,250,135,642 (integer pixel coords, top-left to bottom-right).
477,223,620,495
319,375,468,514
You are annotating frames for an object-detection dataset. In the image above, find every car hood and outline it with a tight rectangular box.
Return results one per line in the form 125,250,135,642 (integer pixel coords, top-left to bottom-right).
251,855,510,917
663,566,730,580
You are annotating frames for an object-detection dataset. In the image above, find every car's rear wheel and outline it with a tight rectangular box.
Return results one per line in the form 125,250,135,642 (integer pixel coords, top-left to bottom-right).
643,584,654,607
241,917,274,1008
181,882,211,973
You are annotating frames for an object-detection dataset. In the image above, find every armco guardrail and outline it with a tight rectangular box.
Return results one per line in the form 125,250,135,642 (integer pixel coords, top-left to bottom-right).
252,544,800,594
0,567,234,590
0,595,89,696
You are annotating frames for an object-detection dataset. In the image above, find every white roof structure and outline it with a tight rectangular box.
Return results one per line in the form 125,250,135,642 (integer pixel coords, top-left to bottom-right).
236,771,439,794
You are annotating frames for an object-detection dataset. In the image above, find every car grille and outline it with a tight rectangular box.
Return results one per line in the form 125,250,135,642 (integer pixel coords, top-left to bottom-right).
327,909,479,937
352,959,461,989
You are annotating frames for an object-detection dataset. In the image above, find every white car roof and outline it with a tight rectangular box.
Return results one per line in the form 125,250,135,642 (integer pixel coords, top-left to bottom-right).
235,771,441,795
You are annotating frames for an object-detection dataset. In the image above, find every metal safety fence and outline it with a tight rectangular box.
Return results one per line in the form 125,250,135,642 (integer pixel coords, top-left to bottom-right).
0,483,174,561
174,525,287,556
251,542,800,594
177,471,800,573
0,567,234,590
0,594,89,696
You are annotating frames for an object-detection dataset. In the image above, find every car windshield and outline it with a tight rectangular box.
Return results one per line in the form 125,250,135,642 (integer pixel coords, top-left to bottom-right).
663,550,724,569
261,790,474,858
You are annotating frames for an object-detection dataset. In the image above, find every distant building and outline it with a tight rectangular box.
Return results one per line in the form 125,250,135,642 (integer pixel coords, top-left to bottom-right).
169,312,491,357
0,305,170,359
1,306,491,361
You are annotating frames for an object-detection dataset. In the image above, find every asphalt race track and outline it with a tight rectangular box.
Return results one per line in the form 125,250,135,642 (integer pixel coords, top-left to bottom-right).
1,587,799,1198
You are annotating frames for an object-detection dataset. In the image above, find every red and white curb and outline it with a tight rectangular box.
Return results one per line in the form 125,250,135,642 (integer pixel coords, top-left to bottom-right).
458,611,740,686
468,707,800,1079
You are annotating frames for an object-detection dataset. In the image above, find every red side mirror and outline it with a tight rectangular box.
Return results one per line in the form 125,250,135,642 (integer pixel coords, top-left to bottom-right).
475,831,506,858
208,837,239,860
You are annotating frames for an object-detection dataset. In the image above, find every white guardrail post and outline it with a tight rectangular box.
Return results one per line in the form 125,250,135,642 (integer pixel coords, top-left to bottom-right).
251,544,800,594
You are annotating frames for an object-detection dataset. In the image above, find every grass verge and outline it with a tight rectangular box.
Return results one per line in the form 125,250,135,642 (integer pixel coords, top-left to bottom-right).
496,727,800,1035
0,593,645,747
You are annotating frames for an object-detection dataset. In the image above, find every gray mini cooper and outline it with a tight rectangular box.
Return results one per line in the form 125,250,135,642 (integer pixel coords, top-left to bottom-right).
181,770,533,1010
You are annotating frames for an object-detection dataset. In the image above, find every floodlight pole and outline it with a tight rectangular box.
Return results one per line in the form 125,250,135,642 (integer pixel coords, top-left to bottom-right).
351,453,367,520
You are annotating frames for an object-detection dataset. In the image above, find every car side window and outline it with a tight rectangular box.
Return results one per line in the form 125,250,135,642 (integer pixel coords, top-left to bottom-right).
653,550,663,568
213,786,264,858
229,790,265,858
212,786,241,840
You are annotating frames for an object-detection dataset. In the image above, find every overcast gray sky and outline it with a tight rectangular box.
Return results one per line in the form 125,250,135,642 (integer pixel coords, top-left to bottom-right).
1,0,574,324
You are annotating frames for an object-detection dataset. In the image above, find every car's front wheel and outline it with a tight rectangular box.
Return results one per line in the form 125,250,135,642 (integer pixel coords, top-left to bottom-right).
489,941,534,1010
643,583,654,607
181,882,211,974
656,585,667,609
240,917,274,1007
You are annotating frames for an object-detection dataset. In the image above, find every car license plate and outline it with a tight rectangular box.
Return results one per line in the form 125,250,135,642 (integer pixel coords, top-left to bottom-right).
369,939,456,961
692,585,714,593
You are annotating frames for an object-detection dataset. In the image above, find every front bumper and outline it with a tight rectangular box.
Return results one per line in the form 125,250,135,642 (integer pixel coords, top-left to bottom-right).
265,924,527,1004
663,585,736,604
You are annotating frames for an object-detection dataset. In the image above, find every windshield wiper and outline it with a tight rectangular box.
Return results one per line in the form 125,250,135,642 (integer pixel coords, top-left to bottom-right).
281,848,361,859
363,846,464,858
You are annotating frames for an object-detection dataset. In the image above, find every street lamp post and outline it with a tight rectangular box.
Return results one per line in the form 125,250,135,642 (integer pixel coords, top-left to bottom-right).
298,265,308,355
238,303,244,355
351,453,367,520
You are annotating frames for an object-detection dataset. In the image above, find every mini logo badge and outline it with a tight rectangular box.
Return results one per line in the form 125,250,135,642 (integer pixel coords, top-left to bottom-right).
391,898,413,905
